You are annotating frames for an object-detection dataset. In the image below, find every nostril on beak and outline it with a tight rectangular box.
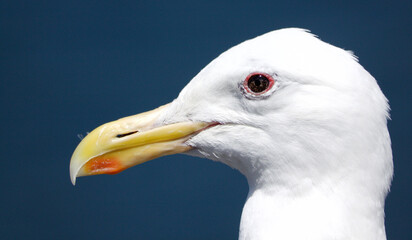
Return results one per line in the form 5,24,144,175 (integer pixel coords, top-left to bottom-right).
116,131,138,138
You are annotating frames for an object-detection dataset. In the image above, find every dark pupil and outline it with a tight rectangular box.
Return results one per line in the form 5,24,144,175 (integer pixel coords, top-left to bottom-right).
248,74,269,93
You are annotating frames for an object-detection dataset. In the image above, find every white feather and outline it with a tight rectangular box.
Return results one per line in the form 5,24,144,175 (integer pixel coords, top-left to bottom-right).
157,28,392,240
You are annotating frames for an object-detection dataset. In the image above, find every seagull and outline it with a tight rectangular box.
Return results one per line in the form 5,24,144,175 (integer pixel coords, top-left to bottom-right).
70,28,393,240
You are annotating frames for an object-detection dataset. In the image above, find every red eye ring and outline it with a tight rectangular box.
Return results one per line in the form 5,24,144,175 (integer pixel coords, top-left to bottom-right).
243,72,275,95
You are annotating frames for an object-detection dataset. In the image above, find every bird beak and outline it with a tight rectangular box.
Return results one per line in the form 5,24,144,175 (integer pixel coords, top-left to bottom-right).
69,104,209,185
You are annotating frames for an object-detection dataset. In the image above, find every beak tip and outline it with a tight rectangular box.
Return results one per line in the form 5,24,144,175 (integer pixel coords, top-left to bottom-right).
71,176,76,186
70,173,77,186
70,164,79,186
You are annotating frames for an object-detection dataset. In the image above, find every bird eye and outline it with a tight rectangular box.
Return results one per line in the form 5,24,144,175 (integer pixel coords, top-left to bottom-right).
243,73,275,96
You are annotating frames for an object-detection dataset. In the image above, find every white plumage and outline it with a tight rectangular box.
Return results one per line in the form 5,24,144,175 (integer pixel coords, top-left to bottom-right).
155,28,393,240
71,28,393,240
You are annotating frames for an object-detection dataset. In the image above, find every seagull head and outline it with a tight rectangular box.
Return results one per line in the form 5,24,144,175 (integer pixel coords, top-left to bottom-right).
70,28,392,239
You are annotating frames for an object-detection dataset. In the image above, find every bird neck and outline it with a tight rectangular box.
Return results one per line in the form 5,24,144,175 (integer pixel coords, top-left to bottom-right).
231,119,392,240
238,177,387,240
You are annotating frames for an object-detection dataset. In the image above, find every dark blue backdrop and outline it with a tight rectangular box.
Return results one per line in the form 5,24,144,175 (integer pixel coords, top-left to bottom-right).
1,1,411,239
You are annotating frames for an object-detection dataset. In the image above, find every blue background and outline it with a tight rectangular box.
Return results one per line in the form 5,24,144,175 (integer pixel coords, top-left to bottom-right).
1,1,411,239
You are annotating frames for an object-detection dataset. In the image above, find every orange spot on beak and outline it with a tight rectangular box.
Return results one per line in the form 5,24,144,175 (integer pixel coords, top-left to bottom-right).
84,157,124,175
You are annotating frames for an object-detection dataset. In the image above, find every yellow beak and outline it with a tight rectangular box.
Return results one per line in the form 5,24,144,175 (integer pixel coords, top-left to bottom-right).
69,104,209,185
